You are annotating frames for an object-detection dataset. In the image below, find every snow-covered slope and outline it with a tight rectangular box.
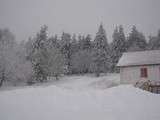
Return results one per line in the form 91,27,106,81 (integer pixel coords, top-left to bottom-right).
54,74,120,90
0,74,160,120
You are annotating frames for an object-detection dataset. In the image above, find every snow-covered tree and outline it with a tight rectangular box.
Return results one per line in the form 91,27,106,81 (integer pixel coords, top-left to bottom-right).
27,28,66,82
111,25,126,72
127,26,147,51
0,29,33,87
46,47,65,80
94,24,109,50
31,25,49,82
47,35,59,49
148,30,160,50
84,34,91,50
71,50,93,74
93,24,110,76
13,41,34,85
60,32,72,74
0,29,16,86
92,49,108,76
70,34,79,54
79,34,92,50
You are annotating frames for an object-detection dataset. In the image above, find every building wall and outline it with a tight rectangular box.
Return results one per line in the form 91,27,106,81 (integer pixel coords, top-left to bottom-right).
120,65,160,84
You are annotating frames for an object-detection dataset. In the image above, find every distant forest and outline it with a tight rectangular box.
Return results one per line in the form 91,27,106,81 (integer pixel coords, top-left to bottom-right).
0,24,160,87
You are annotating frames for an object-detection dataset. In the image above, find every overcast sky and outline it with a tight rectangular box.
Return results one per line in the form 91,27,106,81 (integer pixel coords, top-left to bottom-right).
0,0,160,42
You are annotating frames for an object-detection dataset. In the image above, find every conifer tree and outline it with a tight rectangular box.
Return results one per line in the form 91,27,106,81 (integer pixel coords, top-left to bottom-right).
148,30,160,50
93,24,110,76
70,34,78,54
127,26,147,51
60,32,72,74
111,25,126,72
31,25,49,82
79,34,92,50
48,35,59,49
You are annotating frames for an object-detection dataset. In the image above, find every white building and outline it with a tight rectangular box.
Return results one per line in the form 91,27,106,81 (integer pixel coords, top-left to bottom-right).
117,50,160,84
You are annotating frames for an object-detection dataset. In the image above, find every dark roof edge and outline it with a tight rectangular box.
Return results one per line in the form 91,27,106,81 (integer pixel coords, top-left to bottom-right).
117,63,160,68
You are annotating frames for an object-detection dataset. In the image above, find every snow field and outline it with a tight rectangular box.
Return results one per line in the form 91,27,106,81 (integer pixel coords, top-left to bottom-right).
0,74,160,120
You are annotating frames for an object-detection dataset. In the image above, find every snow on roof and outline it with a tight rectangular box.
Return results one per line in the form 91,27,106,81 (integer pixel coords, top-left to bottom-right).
117,50,160,67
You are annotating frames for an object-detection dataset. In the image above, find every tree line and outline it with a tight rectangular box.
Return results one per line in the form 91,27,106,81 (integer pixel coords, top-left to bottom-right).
0,24,160,87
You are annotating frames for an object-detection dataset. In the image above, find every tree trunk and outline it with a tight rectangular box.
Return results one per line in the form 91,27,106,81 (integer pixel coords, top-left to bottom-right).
0,79,4,87
55,75,59,80
95,72,100,77
95,66,100,77
0,70,5,87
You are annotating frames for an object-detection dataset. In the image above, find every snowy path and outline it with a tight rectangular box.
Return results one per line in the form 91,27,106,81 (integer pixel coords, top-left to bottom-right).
0,74,160,120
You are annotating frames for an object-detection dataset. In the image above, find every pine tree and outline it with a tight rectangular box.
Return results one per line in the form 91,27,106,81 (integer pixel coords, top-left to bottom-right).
60,32,72,74
71,34,79,54
148,30,160,50
79,34,92,50
111,25,126,72
71,49,93,74
92,49,107,76
47,35,59,49
14,41,34,85
127,26,147,51
77,35,83,50
94,24,108,50
31,25,49,82
46,47,65,80
93,24,110,76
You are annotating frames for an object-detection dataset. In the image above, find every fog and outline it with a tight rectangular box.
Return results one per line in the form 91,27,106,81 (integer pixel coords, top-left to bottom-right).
0,0,160,41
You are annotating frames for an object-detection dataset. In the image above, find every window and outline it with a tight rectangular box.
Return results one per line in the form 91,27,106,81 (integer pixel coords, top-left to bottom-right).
140,68,148,78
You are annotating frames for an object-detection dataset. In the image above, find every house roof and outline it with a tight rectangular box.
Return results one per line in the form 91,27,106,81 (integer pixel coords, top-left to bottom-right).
117,50,160,67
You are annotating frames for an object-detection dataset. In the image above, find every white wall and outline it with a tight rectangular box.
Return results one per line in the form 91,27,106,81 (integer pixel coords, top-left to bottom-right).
120,65,160,84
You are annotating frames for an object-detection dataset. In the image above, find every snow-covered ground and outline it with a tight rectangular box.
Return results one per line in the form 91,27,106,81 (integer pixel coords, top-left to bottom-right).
0,74,160,120
53,73,120,90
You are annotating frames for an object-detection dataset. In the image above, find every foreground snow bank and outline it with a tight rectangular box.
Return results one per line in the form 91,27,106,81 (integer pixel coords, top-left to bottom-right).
0,83,160,120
